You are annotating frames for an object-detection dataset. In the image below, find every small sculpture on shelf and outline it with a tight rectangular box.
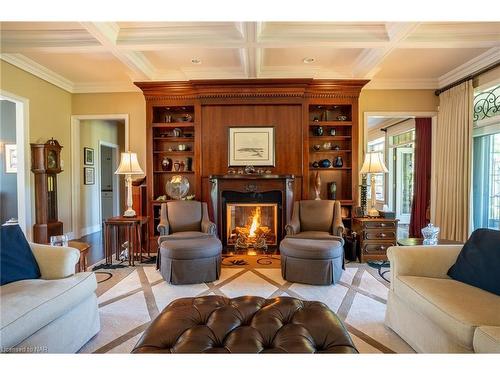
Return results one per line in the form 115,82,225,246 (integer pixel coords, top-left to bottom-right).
337,115,347,121
312,161,320,168
322,142,332,150
312,144,321,151
333,145,340,151
314,171,321,200
328,128,336,136
328,182,337,200
172,128,183,137
333,156,343,168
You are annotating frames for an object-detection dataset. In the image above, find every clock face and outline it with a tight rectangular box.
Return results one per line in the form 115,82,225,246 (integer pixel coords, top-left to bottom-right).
47,150,58,169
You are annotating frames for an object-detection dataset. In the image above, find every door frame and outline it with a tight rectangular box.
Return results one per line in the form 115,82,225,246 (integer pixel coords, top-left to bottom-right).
363,111,438,221
98,141,121,223
70,114,129,239
394,146,414,224
0,90,32,239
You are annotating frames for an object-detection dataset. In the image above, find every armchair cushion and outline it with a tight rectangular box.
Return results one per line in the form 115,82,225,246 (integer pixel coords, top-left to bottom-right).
166,201,203,233
299,200,334,232
447,228,500,296
0,224,40,286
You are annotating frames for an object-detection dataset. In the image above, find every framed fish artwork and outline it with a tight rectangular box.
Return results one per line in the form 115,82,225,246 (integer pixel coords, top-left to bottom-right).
228,126,275,167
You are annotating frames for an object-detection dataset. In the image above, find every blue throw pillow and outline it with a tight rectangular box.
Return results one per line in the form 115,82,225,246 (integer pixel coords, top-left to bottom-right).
0,224,41,285
447,228,500,296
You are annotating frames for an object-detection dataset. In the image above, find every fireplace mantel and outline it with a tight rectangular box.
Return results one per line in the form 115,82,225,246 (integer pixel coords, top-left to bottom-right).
210,174,295,249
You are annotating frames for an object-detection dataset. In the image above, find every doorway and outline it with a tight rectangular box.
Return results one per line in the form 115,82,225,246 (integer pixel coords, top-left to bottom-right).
99,142,120,222
394,146,414,225
0,91,31,238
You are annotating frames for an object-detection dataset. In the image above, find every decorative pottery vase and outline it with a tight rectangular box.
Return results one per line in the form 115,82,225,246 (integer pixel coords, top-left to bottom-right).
312,161,320,168
179,160,185,171
186,157,193,171
172,128,182,137
161,157,172,171
328,182,337,200
334,156,343,168
319,159,331,168
313,126,324,136
314,171,321,200
173,160,181,172
329,128,336,136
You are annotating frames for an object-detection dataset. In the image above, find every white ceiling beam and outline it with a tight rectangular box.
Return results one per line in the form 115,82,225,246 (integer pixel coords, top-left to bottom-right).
80,22,155,81
352,22,421,78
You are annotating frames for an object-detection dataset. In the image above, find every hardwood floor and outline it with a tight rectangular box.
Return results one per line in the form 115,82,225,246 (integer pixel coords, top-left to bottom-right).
77,231,105,267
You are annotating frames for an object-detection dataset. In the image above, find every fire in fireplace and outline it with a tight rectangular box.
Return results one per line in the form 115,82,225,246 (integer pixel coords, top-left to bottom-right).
226,203,278,250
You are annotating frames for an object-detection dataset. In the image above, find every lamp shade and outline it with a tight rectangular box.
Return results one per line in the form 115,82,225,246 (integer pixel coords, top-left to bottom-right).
360,152,388,174
115,152,144,175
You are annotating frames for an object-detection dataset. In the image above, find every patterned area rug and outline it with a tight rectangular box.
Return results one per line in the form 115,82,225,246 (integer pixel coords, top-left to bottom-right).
79,256,414,354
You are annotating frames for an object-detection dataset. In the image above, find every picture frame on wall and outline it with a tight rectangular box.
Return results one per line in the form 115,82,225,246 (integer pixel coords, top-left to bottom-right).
4,144,17,173
84,167,95,185
228,126,275,167
84,147,94,165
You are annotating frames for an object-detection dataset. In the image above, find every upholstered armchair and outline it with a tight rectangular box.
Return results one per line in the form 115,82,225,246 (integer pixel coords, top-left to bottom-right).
285,200,345,240
157,201,216,245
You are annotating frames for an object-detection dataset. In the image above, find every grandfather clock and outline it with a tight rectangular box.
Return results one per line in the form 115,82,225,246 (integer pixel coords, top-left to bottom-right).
31,138,63,243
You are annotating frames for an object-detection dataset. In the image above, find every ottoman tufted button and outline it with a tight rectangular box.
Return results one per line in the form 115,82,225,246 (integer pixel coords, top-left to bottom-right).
132,296,358,354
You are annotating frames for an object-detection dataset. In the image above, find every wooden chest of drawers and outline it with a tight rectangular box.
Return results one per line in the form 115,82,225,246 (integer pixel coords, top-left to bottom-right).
352,218,399,262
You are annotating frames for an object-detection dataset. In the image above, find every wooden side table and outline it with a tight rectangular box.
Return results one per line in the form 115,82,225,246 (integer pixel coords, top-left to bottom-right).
104,216,149,266
353,217,399,262
68,240,90,272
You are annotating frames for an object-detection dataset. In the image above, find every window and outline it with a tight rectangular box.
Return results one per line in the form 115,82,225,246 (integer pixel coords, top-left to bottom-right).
472,84,500,230
367,138,385,201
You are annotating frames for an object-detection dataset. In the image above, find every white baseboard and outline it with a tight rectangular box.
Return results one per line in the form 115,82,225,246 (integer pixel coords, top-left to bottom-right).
80,224,102,238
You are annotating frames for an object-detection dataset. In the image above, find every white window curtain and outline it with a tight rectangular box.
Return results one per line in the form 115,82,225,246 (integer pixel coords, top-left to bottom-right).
434,80,473,242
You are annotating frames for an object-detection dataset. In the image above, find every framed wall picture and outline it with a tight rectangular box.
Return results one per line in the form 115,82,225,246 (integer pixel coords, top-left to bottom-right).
4,144,17,173
84,147,94,165
84,167,95,185
228,126,275,167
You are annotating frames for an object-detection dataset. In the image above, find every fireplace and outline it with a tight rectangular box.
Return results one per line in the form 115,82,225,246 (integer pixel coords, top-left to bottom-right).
210,175,295,251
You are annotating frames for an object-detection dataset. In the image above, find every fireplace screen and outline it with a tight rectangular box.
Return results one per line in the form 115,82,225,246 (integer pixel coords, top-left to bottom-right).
226,203,278,249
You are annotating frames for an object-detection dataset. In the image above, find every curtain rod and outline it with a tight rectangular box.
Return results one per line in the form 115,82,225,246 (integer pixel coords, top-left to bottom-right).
434,60,500,96
380,118,411,132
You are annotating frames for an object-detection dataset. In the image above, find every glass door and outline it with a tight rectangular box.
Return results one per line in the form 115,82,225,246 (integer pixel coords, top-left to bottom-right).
395,147,414,224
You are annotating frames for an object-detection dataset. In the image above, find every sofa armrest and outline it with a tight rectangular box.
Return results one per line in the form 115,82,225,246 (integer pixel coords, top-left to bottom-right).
29,242,80,280
387,245,462,288
332,201,345,236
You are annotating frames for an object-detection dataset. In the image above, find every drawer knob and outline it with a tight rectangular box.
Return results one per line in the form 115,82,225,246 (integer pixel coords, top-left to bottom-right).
380,223,387,227
379,246,386,250
377,233,387,238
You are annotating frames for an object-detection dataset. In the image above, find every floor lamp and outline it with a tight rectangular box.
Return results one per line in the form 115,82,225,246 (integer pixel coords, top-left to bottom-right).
360,152,388,217
115,151,144,217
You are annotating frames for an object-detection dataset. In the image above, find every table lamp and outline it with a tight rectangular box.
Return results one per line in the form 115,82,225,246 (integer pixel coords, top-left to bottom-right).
360,152,388,217
115,151,144,217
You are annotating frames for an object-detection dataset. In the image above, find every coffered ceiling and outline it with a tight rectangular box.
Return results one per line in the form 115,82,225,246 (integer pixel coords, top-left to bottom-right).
1,21,499,93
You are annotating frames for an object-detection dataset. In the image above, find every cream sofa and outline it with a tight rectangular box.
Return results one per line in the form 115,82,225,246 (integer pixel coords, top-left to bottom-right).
0,243,100,353
385,245,500,353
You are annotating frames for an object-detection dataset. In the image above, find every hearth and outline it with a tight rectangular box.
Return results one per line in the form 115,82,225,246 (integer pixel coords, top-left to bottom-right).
210,175,295,251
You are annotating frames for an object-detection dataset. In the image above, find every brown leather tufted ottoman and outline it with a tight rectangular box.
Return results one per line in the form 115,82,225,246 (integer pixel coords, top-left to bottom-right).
132,295,358,353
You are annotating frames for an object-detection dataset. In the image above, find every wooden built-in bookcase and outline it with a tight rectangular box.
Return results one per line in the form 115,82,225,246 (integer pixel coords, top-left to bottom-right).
136,79,368,247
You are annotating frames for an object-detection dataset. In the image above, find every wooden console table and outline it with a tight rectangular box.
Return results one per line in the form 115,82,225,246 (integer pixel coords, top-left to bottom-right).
104,216,149,266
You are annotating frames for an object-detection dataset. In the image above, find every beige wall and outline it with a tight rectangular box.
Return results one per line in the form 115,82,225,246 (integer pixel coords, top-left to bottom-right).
0,61,73,236
72,92,146,169
79,120,125,233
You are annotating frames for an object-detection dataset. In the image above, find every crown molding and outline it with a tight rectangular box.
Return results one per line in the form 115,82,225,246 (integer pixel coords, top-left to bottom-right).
0,53,74,93
72,82,141,94
438,47,500,88
364,78,438,90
